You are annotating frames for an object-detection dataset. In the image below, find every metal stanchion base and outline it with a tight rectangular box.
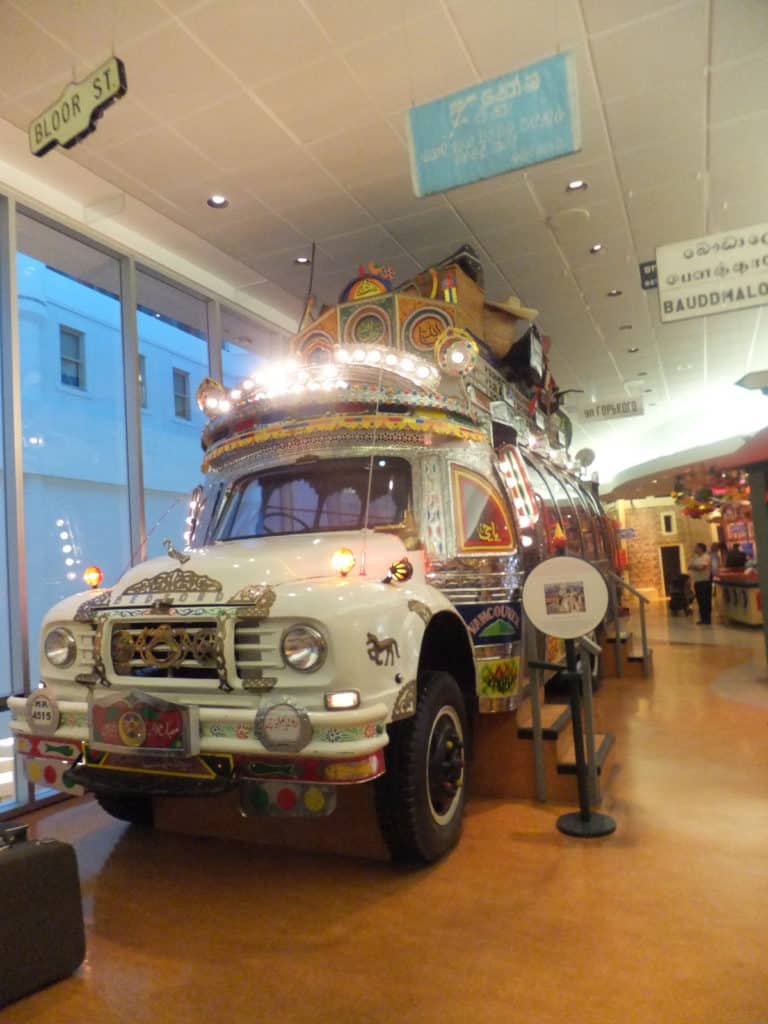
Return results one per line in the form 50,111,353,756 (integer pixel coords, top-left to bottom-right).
557,811,616,838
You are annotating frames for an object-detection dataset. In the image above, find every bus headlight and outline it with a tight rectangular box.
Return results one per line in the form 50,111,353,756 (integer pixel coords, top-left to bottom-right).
281,625,326,672
44,627,77,668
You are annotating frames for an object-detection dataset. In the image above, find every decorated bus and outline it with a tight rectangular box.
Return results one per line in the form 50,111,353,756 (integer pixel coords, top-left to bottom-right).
9,246,616,863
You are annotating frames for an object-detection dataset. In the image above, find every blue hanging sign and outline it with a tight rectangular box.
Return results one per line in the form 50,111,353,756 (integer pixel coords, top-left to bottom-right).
407,52,580,197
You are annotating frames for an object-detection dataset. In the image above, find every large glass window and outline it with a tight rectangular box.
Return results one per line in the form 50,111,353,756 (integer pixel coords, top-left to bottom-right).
16,212,132,699
221,306,284,389
136,270,209,559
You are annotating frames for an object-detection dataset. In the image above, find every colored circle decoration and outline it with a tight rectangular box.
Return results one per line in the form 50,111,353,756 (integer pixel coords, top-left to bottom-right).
343,305,391,346
434,327,479,376
403,306,452,352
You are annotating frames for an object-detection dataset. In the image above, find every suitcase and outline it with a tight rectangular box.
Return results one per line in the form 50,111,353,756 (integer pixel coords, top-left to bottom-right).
0,824,86,1008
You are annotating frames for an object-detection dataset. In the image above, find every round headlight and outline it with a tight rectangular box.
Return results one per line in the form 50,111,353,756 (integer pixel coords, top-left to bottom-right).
44,627,77,668
281,625,326,672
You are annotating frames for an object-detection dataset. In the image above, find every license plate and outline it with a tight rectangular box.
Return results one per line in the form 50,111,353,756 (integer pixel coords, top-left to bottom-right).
89,689,200,756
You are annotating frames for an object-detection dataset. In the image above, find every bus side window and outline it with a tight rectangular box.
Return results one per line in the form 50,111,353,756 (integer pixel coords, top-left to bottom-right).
562,475,598,561
521,454,563,556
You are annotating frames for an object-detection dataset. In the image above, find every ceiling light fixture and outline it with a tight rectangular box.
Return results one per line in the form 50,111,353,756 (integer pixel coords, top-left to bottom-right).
207,194,229,209
295,256,311,265
637,371,648,377
628,346,639,353
566,179,587,191
607,289,622,297
619,324,633,330
589,243,603,253
644,388,653,393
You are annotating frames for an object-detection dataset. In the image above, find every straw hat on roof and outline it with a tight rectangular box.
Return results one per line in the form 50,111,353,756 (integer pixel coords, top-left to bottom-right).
485,294,539,320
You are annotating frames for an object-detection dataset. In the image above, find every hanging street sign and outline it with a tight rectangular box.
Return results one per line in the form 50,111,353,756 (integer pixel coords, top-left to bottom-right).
407,52,581,197
29,56,127,158
578,396,644,422
656,223,768,322
639,260,657,290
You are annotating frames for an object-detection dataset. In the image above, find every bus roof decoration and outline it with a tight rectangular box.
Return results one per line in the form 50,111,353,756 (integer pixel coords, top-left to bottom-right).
199,245,574,468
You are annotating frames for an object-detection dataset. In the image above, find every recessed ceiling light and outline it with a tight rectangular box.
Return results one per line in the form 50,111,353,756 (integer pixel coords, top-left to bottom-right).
607,289,622,297
638,371,648,377
628,346,639,353
294,256,311,265
589,243,603,253
566,179,587,191
644,388,653,393
207,194,229,208
619,323,632,330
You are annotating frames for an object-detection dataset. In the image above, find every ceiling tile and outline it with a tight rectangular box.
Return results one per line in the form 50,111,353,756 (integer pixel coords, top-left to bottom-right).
581,0,683,36
282,191,375,240
316,225,407,267
447,0,585,80
343,14,476,111
305,0,441,49
253,59,373,144
628,176,706,253
0,3,76,98
615,129,705,195
449,178,539,236
711,0,768,65
590,1,707,102
182,0,327,90
306,122,408,188
171,92,296,173
118,22,237,122
526,155,623,215
710,52,768,124
233,147,340,210
350,173,445,222
384,207,475,250
12,0,171,61
99,126,219,186
604,75,705,153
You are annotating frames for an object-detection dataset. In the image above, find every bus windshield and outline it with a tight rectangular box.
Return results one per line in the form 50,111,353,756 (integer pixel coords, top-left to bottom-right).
215,457,412,539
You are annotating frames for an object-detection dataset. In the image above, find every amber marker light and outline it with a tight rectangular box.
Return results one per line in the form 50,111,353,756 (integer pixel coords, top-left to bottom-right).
83,565,104,589
331,548,356,577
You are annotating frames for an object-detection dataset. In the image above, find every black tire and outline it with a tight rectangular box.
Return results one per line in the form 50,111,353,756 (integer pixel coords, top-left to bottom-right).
95,793,154,827
375,670,468,864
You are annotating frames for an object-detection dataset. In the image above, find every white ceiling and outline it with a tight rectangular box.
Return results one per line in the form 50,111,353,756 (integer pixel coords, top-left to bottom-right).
0,0,766,488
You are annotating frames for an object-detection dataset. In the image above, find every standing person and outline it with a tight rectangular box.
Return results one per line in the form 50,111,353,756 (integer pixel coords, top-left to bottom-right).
725,543,748,569
688,542,712,625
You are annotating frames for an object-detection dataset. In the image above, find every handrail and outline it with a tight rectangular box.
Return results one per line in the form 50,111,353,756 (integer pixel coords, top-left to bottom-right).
603,570,652,678
605,570,650,603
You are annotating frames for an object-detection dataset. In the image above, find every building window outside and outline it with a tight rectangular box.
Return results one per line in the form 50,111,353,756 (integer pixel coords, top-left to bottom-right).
173,368,190,420
59,326,85,389
139,354,147,408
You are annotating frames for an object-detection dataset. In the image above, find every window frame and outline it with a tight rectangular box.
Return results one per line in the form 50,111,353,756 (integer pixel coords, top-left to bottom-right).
172,366,190,420
59,325,86,390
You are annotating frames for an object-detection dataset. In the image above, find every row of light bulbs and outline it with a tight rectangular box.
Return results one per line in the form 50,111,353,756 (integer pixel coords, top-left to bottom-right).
202,347,442,416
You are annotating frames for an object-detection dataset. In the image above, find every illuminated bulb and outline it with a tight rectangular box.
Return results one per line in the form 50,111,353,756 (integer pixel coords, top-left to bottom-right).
66,572,76,581
352,349,366,362
205,396,219,410
336,349,350,363
451,350,466,364
62,544,72,553
366,349,382,363
416,366,430,379
219,400,232,413
230,389,242,400
189,500,197,509
331,547,356,577
183,531,191,541
385,353,398,366
400,358,414,372
83,565,104,589
242,378,255,390
186,516,194,526
522,535,534,548
59,531,69,540
56,519,65,527
65,558,74,566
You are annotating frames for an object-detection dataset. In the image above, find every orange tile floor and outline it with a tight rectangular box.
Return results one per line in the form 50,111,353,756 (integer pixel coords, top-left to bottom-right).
3,607,768,1024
